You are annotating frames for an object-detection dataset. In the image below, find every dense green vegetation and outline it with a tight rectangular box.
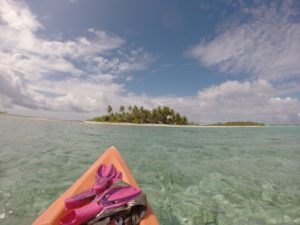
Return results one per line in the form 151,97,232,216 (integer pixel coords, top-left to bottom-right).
208,121,265,126
89,105,189,125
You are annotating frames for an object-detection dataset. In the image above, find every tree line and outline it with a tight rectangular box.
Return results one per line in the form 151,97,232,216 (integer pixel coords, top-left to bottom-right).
89,105,189,125
208,121,265,126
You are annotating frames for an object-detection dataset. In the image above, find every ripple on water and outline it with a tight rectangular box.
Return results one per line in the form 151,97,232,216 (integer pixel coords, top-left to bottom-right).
0,116,300,225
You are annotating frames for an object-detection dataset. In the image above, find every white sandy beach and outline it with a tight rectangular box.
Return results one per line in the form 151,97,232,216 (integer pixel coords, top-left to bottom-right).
84,120,266,128
1,113,266,127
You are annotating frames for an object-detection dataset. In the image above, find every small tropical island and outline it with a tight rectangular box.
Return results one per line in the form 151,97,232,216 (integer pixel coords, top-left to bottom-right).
88,105,190,125
208,121,265,126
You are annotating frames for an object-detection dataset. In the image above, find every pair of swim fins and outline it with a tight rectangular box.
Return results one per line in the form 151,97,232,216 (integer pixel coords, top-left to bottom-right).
60,164,141,225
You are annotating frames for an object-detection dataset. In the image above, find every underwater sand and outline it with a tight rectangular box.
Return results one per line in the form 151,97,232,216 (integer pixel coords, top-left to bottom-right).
0,115,300,225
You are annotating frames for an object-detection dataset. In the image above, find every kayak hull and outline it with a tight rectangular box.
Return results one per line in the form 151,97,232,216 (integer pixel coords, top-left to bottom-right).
32,146,160,225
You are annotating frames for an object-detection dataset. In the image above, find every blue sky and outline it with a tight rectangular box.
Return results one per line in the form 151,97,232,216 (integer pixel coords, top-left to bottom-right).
29,0,230,96
0,0,300,123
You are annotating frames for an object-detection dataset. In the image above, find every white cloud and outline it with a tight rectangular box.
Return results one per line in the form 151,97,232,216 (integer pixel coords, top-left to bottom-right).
181,1,300,123
88,48,153,75
125,76,133,82
150,80,300,124
0,0,42,31
67,0,79,3
0,0,300,124
187,1,300,81
0,0,152,114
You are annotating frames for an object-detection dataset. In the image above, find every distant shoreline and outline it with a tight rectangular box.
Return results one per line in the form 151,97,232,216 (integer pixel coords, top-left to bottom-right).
85,121,199,127
0,113,82,123
3,113,300,127
84,121,266,128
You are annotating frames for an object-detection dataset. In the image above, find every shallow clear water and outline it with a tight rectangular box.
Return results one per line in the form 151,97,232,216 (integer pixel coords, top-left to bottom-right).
0,115,300,225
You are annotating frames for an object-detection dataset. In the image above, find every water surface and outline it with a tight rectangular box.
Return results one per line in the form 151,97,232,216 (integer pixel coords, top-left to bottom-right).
0,115,300,225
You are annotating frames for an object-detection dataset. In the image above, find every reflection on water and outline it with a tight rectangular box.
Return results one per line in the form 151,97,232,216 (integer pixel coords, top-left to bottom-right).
0,115,300,225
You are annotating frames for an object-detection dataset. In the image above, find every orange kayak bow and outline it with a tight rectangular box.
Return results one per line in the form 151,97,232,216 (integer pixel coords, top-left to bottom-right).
33,146,160,225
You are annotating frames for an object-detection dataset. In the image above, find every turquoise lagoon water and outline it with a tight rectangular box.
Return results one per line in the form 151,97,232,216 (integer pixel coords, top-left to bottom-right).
0,115,300,225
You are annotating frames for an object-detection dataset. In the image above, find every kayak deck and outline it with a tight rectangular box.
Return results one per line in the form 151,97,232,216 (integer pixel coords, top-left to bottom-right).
33,146,160,225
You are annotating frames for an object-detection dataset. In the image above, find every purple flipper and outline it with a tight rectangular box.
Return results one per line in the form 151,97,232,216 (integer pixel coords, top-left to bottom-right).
64,164,122,210
60,186,141,225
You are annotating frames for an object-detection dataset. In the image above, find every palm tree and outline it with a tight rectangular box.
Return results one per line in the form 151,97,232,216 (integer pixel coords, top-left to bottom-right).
107,105,113,114
91,104,190,125
182,116,188,125
175,113,181,125
119,105,125,113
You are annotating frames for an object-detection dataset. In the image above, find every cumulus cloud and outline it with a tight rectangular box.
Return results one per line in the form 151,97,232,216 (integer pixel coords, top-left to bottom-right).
187,0,300,81
0,0,152,113
151,80,300,124
0,0,300,123
179,0,300,123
